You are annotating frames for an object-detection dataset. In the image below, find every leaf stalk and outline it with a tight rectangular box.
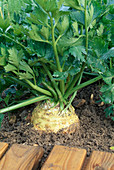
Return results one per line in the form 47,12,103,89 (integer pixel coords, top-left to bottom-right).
0,96,50,114
25,79,52,97
67,75,102,98
50,15,65,95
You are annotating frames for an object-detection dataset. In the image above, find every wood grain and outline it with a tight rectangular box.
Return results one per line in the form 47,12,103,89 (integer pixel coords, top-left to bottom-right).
85,150,114,170
0,142,8,159
41,145,87,170
0,144,44,170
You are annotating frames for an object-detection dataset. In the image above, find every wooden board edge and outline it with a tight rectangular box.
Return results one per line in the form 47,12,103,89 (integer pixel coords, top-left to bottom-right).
0,142,9,159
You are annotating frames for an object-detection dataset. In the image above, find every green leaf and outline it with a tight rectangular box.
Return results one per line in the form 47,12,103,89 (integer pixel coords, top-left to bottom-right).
68,67,80,76
87,55,107,73
17,60,34,80
57,34,83,55
72,21,79,36
19,72,33,80
71,11,85,25
35,0,58,12
13,24,24,36
56,15,69,34
8,0,26,17
64,0,83,11
89,19,96,29
0,55,6,66
4,48,24,72
19,61,34,76
8,48,23,68
92,1,104,21
102,69,114,85
28,13,42,25
0,16,10,31
100,84,114,104
4,94,11,106
111,117,114,121
69,46,86,62
0,97,2,102
53,71,68,80
89,37,108,57
0,47,7,66
87,4,94,27
97,24,104,36
79,0,85,7
58,35,82,48
102,48,114,60
29,25,44,42
39,26,50,40
57,0,64,9
52,11,70,25
4,64,17,72
27,6,48,26
104,105,114,120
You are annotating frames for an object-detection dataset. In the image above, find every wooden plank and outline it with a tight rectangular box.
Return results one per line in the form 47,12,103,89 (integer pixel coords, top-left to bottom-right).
85,150,114,170
0,142,8,159
0,144,44,170
41,145,87,170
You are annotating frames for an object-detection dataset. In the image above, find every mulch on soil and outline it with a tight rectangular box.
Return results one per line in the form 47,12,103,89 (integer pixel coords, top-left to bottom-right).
0,83,114,169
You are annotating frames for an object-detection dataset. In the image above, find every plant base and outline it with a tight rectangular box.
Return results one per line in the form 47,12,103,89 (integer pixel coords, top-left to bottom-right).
31,100,79,134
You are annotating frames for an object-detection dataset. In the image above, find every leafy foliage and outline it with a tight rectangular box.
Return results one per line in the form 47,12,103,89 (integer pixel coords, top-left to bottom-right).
100,69,114,120
0,0,113,121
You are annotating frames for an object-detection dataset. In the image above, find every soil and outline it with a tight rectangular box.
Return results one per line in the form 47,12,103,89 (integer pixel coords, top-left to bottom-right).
0,83,114,169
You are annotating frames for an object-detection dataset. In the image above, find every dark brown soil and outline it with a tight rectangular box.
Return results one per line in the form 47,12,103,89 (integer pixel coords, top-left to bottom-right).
0,83,114,169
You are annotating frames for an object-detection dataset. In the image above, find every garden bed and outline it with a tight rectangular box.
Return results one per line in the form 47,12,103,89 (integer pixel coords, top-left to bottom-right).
0,83,114,169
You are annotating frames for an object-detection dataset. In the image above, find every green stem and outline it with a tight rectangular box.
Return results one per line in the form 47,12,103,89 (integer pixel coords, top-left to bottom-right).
25,79,52,97
0,96,50,114
66,75,102,98
62,60,65,70
42,64,66,110
50,15,65,95
33,75,36,86
83,72,99,76
65,74,71,91
38,39,52,45
5,76,39,96
64,72,83,112
55,34,63,45
42,81,58,101
81,25,83,35
85,0,88,56
50,17,61,72
110,58,112,69
65,63,86,99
